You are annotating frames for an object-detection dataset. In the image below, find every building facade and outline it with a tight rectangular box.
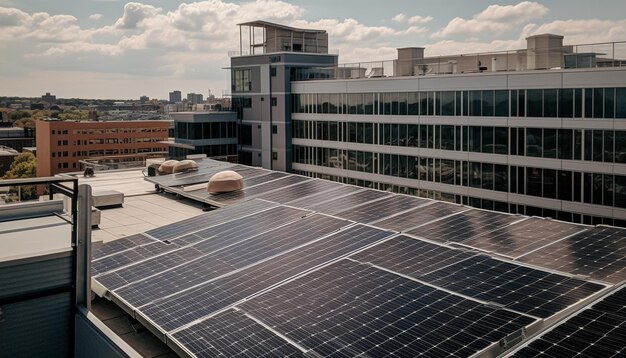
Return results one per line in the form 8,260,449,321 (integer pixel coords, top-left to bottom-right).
231,22,626,226
168,111,238,160
169,90,182,104
36,120,169,176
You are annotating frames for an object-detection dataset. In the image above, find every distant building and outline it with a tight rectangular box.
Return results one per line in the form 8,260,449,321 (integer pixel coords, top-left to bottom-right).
140,95,149,104
0,145,19,176
0,127,35,151
168,111,237,161
169,90,182,103
186,93,204,104
30,103,45,110
41,92,56,103
35,120,169,176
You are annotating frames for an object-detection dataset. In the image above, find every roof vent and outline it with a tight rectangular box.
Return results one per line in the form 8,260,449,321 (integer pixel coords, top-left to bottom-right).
208,170,243,193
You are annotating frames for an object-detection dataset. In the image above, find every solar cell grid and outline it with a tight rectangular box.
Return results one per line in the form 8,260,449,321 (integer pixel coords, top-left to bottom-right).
517,226,626,284
146,199,276,241
92,233,155,259
171,309,305,358
285,185,362,209
95,246,206,290
419,255,605,318
509,286,626,358
92,241,173,276
208,175,310,205
460,218,585,258
114,206,314,307
239,259,536,358
350,234,478,277
373,201,467,232
407,209,523,244
139,224,394,332
306,188,391,215
254,179,342,204
333,194,429,224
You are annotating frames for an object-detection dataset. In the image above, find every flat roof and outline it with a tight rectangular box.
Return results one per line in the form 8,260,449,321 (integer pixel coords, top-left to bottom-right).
237,20,326,34
0,215,71,262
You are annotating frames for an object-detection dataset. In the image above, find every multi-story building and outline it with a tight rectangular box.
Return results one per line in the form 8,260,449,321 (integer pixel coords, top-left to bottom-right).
168,111,238,160
187,93,204,104
230,21,626,227
0,126,35,151
36,119,169,176
169,90,182,103
231,21,337,171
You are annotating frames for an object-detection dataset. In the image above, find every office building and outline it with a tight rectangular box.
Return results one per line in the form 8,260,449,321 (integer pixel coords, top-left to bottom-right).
169,111,238,160
35,119,169,176
231,22,626,226
169,90,182,103
187,93,204,104
41,92,56,103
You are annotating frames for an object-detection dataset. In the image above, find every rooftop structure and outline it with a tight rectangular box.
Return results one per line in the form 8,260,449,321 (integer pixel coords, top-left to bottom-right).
236,20,329,55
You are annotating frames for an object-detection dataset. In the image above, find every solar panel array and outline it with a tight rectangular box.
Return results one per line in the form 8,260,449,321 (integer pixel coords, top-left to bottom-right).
90,159,626,357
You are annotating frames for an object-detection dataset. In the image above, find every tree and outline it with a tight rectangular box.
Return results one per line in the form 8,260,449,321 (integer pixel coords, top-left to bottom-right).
3,152,37,201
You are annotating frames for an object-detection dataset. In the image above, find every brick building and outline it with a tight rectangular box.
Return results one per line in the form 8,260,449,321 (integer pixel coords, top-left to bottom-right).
36,120,169,176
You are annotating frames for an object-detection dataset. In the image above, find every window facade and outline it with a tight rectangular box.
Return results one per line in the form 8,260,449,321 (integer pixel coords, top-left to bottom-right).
232,69,251,92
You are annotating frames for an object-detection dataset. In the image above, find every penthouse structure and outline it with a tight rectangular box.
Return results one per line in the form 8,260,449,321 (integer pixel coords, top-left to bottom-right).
36,119,169,176
231,21,626,227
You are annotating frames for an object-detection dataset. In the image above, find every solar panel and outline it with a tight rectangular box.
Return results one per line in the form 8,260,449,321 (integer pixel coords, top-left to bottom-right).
350,234,478,277
285,185,362,209
171,309,305,358
239,259,536,358
145,161,236,187
306,188,391,215
91,241,174,276
509,285,626,357
138,224,394,332
373,201,467,232
407,209,523,243
113,213,349,308
419,255,606,318
459,217,586,259
254,179,343,204
181,172,290,202
516,226,626,284
146,199,277,241
333,194,430,224
95,246,205,290
208,175,311,206
92,233,155,260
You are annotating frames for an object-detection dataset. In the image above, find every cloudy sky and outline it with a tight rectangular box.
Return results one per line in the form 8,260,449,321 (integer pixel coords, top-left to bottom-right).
1,0,625,100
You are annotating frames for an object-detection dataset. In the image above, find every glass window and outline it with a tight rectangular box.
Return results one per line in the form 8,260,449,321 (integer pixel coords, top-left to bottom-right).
349,122,357,143
585,88,593,118
543,169,557,199
491,127,507,155
383,93,392,115
364,123,373,144
510,90,518,117
408,92,419,115
470,162,481,188
427,92,435,115
526,128,542,157
470,91,481,116
356,122,364,143
494,90,508,117
593,173,603,205
543,129,557,158
455,91,462,116
408,125,418,147
527,167,542,196
482,126,494,154
482,163,494,190
482,90,494,116
594,88,604,118
575,88,583,117
320,94,329,113
398,92,408,115
604,131,614,162
616,131,626,164
364,93,374,115
558,170,572,201
604,174,613,206
399,124,407,146
518,90,526,117
593,130,603,162
329,122,338,141
560,88,573,118
419,125,428,147
510,128,518,155
390,92,399,115
419,92,428,116
544,89,558,117
527,89,542,117
441,91,455,116
470,126,481,152
584,130,592,161
441,160,454,184
441,125,454,150
604,88,615,119
615,175,626,208
617,88,626,118
558,129,573,160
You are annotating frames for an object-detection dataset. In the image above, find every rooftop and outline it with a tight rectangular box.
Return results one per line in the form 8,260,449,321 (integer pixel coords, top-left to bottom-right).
83,158,626,358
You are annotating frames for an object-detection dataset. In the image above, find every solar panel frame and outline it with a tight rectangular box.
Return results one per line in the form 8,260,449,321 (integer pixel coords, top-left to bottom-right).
332,194,430,224
238,259,537,358
516,225,626,284
458,217,587,259
136,224,395,332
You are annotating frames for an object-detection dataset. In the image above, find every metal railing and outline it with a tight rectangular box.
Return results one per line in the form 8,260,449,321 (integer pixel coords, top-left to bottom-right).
292,40,626,81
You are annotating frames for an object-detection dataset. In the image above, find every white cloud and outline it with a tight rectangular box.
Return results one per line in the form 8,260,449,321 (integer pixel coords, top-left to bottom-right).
522,19,626,44
432,1,548,38
408,15,433,25
114,2,161,29
0,6,28,27
392,14,405,23
89,13,104,21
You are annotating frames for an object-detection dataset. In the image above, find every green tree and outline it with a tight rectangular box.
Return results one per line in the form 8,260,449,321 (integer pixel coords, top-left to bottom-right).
3,152,37,201
58,109,87,121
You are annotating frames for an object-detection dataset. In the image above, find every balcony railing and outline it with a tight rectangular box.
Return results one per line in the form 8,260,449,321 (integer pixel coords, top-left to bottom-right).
292,40,626,81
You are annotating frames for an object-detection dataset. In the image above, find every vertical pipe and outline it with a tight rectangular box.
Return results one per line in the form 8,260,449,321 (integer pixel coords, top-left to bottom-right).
75,183,91,310
239,25,242,55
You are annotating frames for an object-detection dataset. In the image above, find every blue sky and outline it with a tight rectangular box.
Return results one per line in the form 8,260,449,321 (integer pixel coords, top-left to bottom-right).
1,0,625,99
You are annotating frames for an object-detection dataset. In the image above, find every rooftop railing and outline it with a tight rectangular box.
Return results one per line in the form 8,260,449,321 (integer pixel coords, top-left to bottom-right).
292,40,626,81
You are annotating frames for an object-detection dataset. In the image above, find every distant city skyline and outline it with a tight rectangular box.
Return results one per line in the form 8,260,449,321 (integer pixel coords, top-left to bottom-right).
1,0,625,99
